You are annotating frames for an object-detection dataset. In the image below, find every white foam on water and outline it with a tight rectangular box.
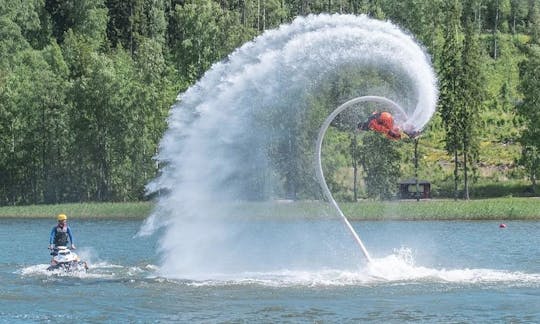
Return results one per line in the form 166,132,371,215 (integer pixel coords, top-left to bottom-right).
18,261,159,280
17,251,538,287
177,248,540,287
19,264,106,279
365,247,540,284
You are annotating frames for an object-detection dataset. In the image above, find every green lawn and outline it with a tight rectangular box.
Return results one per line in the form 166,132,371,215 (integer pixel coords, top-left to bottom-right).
0,198,539,220
341,197,540,220
0,202,153,219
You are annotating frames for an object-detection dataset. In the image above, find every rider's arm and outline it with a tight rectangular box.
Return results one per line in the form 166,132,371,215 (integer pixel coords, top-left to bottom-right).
49,226,56,245
67,226,74,245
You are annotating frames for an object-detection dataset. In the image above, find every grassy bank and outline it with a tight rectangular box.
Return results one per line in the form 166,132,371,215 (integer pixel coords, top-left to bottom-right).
0,202,153,219
342,197,540,220
0,198,539,220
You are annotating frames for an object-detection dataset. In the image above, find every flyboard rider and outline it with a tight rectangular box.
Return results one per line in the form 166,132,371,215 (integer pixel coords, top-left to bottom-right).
49,213,76,251
358,111,420,140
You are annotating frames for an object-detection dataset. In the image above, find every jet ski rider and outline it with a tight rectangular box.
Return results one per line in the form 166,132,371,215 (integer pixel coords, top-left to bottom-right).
49,213,76,251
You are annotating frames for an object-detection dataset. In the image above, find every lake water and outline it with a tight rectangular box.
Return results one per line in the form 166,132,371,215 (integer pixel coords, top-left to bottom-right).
1,218,539,322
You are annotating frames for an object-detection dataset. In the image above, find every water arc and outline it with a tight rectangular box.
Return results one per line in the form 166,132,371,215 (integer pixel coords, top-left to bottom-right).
316,96,406,262
140,14,438,277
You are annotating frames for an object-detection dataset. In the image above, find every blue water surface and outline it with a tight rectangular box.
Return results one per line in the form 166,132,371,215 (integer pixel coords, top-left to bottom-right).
1,218,539,323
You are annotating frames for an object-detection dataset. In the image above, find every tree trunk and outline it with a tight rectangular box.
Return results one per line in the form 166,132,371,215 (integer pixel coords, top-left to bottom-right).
454,144,459,201
493,0,499,59
414,138,420,201
351,134,358,201
532,151,538,194
262,0,266,30
353,160,358,201
463,145,470,200
240,0,246,26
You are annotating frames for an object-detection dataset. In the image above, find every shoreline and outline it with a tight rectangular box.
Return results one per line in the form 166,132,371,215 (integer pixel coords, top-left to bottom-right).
0,198,539,220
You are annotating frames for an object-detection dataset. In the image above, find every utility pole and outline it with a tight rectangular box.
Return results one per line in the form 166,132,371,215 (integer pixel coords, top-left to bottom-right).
414,137,420,202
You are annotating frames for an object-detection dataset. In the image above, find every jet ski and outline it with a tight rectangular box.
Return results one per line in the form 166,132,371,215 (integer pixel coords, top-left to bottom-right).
47,246,88,272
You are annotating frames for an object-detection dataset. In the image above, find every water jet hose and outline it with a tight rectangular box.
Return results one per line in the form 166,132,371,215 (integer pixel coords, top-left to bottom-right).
315,96,408,263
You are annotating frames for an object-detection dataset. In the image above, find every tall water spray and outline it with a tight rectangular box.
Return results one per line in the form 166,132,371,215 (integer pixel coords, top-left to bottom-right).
141,14,438,279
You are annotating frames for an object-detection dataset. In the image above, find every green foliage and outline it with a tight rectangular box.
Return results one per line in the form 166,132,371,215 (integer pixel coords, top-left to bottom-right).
459,13,486,198
436,0,463,199
0,16,31,66
45,0,108,47
0,44,71,204
528,0,540,43
358,132,402,199
169,0,252,83
322,128,354,201
517,44,540,191
0,0,42,29
1,0,540,205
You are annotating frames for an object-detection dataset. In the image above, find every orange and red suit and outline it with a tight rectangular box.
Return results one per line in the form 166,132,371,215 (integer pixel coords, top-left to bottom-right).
358,112,401,140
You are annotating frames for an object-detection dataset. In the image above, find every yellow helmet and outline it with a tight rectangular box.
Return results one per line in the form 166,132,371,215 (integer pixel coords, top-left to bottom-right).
57,213,67,221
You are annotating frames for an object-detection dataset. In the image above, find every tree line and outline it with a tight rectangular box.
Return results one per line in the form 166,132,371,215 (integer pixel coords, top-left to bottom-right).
0,0,539,205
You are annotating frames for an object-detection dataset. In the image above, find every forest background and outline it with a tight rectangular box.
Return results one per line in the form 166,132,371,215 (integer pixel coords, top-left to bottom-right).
0,0,539,206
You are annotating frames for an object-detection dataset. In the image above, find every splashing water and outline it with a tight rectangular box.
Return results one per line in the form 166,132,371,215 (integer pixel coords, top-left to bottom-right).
140,14,438,278
182,247,540,286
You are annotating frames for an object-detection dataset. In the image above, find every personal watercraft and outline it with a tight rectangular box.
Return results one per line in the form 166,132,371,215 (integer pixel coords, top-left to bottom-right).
47,246,88,272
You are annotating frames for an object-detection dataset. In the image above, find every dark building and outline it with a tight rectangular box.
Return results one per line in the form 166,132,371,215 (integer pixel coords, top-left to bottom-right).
398,179,431,199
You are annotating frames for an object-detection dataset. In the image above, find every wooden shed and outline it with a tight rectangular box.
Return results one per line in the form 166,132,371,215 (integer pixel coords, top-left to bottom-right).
398,179,431,199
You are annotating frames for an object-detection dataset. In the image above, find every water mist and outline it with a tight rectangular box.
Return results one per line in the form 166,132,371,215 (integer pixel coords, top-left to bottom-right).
140,14,438,279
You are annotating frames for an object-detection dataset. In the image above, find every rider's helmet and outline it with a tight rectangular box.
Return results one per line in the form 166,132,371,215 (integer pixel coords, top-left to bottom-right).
57,213,67,221
379,112,394,128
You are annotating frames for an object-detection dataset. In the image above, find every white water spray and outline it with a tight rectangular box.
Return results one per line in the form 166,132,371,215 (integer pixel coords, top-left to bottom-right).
140,14,438,278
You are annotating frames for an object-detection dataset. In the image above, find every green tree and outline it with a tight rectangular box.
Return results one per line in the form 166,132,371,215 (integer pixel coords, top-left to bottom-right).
0,6,36,204
517,45,540,193
528,0,540,43
0,45,70,204
131,38,177,199
487,0,511,58
45,0,108,47
437,0,463,200
169,0,249,84
105,0,134,50
68,49,140,201
0,0,47,49
358,132,401,199
36,42,72,203
487,0,512,32
106,0,167,54
459,8,486,199
380,0,445,48
510,0,530,33
0,12,32,66
251,0,289,31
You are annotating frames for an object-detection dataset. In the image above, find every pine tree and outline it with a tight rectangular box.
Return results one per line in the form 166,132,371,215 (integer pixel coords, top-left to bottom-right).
517,45,540,193
459,6,486,199
437,0,463,200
